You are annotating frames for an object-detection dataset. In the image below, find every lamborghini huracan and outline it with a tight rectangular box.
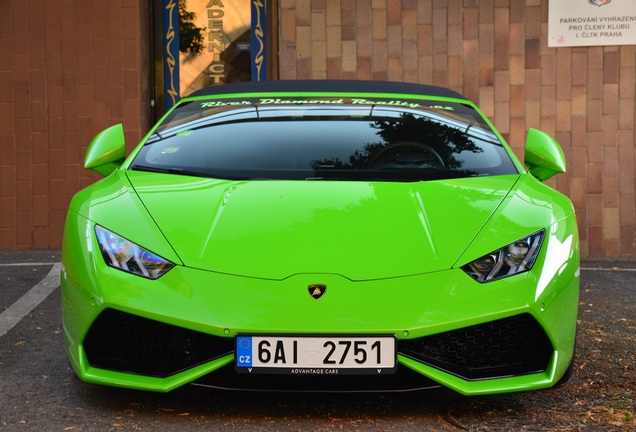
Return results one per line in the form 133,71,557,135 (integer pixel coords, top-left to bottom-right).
61,80,580,394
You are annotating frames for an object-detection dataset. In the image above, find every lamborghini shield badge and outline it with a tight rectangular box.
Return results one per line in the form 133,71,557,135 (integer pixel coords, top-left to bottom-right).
308,284,327,300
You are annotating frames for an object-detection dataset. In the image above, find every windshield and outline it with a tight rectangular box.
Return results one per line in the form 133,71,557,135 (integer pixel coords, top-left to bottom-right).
130,97,517,182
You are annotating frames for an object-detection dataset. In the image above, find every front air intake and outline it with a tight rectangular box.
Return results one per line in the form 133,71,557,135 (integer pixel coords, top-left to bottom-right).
399,314,553,380
84,308,233,377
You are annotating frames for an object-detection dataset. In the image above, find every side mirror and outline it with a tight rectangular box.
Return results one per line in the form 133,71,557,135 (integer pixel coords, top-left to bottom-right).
84,124,126,177
524,128,566,181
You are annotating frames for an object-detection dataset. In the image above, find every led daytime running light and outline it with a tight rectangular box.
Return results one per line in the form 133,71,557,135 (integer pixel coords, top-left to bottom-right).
462,230,545,283
95,225,174,279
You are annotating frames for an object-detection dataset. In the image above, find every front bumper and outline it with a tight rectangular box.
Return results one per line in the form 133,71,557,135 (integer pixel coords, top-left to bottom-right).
61,214,579,395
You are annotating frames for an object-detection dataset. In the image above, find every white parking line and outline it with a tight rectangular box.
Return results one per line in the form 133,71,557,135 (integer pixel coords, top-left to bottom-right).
0,263,62,337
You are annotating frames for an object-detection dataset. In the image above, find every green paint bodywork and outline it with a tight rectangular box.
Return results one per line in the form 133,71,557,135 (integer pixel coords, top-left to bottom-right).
524,128,567,181
63,86,580,395
84,124,126,177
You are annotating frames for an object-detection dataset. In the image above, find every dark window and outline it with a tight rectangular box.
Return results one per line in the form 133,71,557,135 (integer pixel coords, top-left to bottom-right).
131,98,517,182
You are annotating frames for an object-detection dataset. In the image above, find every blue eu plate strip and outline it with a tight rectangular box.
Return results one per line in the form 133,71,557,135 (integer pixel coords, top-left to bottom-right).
236,336,253,367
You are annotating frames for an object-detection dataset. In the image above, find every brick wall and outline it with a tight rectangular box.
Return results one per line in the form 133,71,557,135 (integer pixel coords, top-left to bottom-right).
1,0,635,257
278,0,636,257
0,0,149,249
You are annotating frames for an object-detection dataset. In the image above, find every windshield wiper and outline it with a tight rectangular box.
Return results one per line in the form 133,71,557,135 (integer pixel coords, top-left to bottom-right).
130,164,202,176
129,164,251,180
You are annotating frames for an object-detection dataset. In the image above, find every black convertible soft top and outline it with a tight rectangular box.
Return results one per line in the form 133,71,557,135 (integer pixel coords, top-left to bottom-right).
187,80,466,100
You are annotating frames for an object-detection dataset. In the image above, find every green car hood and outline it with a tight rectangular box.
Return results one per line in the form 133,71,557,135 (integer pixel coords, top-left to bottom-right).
127,171,520,280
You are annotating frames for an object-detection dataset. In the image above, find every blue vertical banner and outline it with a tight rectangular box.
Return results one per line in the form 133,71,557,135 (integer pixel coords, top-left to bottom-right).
251,0,266,81
164,0,180,110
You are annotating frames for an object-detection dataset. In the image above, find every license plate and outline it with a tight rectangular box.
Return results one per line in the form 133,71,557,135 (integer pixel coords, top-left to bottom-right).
235,335,396,375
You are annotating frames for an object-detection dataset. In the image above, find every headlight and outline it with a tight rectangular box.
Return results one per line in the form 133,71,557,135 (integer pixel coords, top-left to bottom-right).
95,225,175,279
461,230,545,283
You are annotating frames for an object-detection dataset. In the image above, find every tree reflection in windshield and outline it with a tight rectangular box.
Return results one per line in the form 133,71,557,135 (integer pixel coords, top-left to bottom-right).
311,113,483,172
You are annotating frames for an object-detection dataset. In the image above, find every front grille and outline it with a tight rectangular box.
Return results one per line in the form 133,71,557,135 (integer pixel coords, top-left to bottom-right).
399,314,553,380
84,308,234,377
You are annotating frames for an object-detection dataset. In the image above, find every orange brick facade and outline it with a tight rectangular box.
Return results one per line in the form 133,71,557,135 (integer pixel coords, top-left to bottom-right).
0,0,151,250
1,0,635,257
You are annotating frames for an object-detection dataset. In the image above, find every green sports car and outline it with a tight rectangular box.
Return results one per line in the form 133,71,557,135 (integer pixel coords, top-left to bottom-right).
61,80,580,395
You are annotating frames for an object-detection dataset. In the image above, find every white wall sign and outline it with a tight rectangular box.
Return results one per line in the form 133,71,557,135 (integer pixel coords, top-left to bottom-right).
549,1,636,47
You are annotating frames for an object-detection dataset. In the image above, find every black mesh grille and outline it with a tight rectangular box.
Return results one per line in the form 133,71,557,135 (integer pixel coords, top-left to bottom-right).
399,314,553,380
84,308,234,377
